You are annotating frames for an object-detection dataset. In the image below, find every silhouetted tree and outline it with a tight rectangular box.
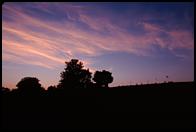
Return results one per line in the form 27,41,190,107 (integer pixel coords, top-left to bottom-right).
58,59,92,89
48,85,57,91
16,77,44,94
93,70,113,88
1,87,10,94
47,85,57,94
79,68,92,88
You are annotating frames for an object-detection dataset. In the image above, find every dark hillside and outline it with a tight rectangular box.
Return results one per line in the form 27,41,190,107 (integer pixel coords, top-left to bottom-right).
1,82,194,130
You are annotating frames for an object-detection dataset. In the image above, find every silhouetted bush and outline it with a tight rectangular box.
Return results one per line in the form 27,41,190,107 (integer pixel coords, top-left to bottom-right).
15,77,44,95
48,85,57,91
1,87,10,94
93,70,113,88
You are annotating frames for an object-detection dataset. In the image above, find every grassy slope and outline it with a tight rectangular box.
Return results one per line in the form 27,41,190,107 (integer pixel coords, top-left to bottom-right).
1,82,194,130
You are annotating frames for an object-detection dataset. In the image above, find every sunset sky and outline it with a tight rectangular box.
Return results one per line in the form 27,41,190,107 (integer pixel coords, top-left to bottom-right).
2,2,194,89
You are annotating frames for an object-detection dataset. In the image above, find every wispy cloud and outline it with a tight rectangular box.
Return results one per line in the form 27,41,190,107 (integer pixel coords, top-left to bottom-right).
2,3,194,70
2,3,194,88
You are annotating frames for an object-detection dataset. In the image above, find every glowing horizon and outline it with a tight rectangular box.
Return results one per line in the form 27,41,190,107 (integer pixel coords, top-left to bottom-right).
2,2,194,89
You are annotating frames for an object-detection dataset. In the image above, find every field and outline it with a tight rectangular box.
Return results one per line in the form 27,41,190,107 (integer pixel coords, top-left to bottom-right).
1,82,194,130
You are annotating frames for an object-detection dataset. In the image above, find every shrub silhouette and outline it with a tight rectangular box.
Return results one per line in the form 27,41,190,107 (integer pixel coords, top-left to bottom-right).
93,70,113,88
1,87,10,94
58,59,92,89
16,77,44,94
48,85,57,91
47,85,57,95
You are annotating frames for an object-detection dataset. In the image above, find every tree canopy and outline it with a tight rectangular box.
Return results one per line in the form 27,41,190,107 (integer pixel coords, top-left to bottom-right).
93,70,113,88
58,59,92,89
16,77,44,94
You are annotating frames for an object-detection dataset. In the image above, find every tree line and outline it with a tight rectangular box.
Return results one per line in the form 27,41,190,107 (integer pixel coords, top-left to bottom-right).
2,59,113,94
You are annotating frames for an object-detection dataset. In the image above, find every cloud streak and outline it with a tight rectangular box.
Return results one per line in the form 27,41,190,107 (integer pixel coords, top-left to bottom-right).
3,3,193,69
2,3,194,88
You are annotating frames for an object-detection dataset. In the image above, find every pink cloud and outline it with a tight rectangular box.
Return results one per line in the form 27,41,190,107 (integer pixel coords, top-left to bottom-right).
2,3,194,71
141,22,194,50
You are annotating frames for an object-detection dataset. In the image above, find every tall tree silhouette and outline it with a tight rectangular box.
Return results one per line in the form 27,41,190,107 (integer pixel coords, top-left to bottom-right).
58,59,92,89
93,70,113,88
16,77,44,94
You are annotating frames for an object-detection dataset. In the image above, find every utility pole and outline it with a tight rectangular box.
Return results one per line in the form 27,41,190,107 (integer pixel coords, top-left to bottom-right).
166,75,169,83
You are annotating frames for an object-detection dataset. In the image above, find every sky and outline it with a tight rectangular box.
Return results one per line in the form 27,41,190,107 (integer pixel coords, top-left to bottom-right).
2,2,194,89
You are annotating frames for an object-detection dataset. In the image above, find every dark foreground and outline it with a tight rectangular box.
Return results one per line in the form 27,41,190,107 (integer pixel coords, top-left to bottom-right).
1,82,194,130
